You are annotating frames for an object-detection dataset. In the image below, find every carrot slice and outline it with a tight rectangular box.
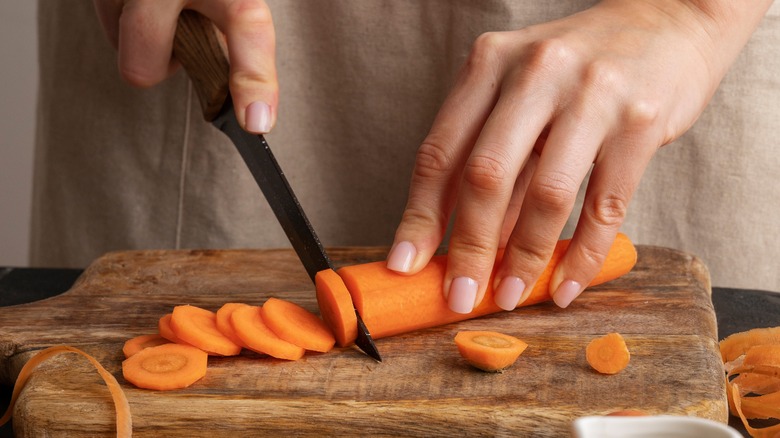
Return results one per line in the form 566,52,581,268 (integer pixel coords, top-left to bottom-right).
0,345,132,437
215,302,249,348
230,304,305,360
123,334,171,358
170,305,242,356
586,332,630,375
315,269,357,347
158,313,191,345
122,343,208,391
454,331,528,372
328,233,636,341
262,297,336,353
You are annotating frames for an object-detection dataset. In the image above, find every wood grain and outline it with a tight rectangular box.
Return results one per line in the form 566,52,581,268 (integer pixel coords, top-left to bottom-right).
0,245,726,437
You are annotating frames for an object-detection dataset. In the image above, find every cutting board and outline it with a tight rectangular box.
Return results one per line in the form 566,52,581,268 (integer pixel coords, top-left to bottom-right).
0,245,726,437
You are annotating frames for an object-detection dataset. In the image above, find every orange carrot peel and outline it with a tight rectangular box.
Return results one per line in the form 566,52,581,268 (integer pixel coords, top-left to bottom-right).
0,345,132,437
317,233,637,344
721,327,780,437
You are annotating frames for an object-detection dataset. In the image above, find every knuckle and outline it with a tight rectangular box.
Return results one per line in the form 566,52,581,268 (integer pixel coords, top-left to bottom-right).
508,239,554,274
414,138,456,180
400,204,446,232
226,0,273,27
526,37,577,72
462,150,513,194
623,98,661,130
572,240,608,269
581,59,623,94
451,234,497,261
588,193,629,228
527,171,579,214
463,32,504,77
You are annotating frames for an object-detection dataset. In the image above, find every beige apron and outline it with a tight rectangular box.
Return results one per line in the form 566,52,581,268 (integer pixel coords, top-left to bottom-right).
31,1,780,292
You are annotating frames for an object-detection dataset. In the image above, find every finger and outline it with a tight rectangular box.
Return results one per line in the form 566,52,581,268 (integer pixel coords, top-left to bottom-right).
494,99,611,311
191,0,278,133
118,0,185,87
387,33,507,275
549,119,658,308
93,0,124,49
498,146,540,248
443,90,555,314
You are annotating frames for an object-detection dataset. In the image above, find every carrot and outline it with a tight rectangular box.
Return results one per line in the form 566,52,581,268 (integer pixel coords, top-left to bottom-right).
0,345,132,437
158,313,191,345
215,302,249,348
170,305,242,356
230,304,305,360
454,331,528,372
322,233,636,343
122,343,208,391
720,326,780,363
586,332,630,375
315,269,357,348
123,334,171,358
262,297,336,353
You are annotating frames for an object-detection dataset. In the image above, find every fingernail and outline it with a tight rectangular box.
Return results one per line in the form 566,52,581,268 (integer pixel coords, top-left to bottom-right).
494,276,525,311
449,277,478,314
245,101,272,133
553,280,583,309
386,241,417,273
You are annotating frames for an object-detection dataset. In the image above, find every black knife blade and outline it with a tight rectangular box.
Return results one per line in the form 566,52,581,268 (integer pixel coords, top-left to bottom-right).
173,10,381,361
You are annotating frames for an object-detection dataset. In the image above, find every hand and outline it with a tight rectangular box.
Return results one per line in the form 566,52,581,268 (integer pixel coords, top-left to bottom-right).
387,0,771,313
93,0,277,133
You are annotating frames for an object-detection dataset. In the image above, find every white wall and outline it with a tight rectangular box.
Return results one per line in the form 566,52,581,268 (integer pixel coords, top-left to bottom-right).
0,2,38,267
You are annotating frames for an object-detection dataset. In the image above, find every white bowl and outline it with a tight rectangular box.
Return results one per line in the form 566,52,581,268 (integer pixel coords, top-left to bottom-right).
571,415,742,438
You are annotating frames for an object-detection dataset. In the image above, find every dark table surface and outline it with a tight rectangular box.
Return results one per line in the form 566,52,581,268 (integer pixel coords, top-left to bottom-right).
1,266,778,437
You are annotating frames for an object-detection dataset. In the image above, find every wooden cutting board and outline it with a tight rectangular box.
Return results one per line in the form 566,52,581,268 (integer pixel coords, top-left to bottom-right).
0,245,726,437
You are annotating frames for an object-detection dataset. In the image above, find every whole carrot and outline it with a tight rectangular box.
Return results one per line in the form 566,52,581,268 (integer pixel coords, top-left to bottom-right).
318,233,637,342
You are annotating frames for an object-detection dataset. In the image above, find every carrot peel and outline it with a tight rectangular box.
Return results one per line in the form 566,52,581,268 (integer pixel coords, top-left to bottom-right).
0,345,132,437
454,331,528,372
586,332,630,375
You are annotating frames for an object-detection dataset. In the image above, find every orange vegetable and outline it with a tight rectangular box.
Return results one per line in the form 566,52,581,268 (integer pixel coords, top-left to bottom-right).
262,297,336,353
122,334,171,358
315,269,357,347
721,327,780,436
170,305,242,356
122,343,208,391
0,346,132,437
586,332,630,375
158,313,191,345
454,331,528,372
230,304,305,360
321,233,636,343
215,302,249,348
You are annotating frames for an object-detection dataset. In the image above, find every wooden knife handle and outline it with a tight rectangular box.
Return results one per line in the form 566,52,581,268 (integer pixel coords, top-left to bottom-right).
173,10,230,121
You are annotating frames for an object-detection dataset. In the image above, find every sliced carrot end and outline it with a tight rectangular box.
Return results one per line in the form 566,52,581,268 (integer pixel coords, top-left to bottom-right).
586,332,630,375
454,331,528,372
316,269,358,347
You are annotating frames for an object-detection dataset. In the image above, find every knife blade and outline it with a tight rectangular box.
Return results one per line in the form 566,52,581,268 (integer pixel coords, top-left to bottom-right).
173,10,381,361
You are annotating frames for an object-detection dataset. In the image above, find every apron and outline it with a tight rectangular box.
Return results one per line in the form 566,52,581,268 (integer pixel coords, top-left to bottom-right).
31,0,780,292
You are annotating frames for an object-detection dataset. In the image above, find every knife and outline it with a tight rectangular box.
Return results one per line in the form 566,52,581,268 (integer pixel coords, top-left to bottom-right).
173,10,381,362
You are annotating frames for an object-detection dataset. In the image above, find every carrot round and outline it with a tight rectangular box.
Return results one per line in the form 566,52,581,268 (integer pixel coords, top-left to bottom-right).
324,233,636,342
158,313,191,345
123,334,171,359
315,269,357,348
262,297,336,353
170,305,242,356
230,304,305,360
454,331,528,372
122,343,208,391
586,332,630,374
215,302,249,348
0,346,132,437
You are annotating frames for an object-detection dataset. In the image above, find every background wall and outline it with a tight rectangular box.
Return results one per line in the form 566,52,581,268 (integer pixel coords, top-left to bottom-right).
0,2,38,267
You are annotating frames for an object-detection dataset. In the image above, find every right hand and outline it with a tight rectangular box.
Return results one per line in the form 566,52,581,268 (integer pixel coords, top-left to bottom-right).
93,0,278,133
